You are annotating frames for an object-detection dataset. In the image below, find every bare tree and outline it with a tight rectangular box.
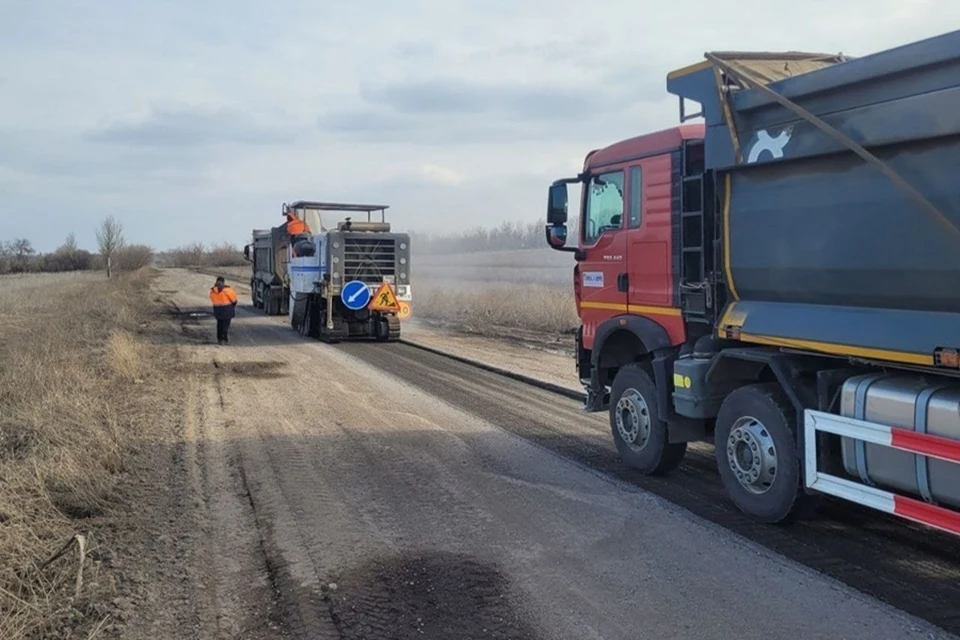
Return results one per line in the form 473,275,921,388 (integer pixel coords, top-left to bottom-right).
59,232,79,254
9,238,35,271
10,238,33,259
96,216,125,278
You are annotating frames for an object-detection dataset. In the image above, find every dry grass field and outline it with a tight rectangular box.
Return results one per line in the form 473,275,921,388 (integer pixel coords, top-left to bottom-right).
0,270,180,639
412,283,577,334
412,248,577,333
414,248,574,287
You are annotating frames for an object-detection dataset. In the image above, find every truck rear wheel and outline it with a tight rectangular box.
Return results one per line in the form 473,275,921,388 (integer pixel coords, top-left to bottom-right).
319,317,346,344
299,298,319,338
714,383,801,524
609,364,686,475
375,315,401,342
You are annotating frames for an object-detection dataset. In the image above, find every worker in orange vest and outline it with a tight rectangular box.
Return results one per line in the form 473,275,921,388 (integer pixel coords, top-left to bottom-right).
284,211,311,257
209,276,238,345
284,211,310,235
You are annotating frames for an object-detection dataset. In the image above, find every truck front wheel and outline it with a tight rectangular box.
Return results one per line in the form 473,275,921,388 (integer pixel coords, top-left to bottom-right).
714,383,801,524
609,364,686,475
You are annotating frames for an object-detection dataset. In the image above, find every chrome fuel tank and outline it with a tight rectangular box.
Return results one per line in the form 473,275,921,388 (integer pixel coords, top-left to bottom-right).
841,373,960,508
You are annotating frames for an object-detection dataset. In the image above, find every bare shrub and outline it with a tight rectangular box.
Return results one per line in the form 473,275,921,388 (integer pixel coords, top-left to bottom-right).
114,244,154,271
206,242,246,267
161,242,246,268
164,242,206,267
41,248,94,272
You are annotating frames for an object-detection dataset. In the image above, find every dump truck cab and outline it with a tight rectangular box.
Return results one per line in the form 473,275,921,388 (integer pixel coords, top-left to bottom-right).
547,124,714,413
569,128,705,355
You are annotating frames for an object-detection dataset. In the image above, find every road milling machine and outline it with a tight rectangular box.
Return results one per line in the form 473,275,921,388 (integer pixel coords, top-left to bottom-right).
244,201,412,342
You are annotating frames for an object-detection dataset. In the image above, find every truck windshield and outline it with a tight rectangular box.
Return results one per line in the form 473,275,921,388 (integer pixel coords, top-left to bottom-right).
583,171,624,244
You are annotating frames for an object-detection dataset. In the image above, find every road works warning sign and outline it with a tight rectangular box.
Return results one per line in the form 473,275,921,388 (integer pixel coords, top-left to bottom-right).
369,283,401,312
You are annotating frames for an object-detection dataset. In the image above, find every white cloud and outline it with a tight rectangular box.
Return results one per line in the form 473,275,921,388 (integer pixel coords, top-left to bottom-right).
420,164,464,186
0,0,957,250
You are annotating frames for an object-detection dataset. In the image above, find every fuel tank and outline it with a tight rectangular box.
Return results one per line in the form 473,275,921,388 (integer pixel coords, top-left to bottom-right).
840,373,960,509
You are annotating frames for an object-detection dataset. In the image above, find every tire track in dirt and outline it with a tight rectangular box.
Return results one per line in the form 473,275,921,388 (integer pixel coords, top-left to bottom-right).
214,374,341,639
196,369,285,638
216,348,534,639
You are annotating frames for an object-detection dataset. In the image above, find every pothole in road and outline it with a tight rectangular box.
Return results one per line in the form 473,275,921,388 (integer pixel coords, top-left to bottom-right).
216,360,290,379
324,550,543,640
177,360,290,379
168,308,212,323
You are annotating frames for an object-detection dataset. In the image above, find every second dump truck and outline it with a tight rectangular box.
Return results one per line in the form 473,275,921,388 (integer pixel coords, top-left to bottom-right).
244,201,412,342
544,30,960,536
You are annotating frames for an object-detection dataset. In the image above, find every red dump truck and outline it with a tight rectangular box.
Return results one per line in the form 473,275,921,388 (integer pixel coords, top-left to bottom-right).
544,30,960,535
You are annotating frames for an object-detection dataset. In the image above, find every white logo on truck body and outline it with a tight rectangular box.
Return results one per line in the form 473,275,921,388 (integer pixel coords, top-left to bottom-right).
747,127,793,163
583,272,604,288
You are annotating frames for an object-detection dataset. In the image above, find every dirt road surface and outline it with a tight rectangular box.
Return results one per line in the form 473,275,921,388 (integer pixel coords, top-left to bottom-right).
138,268,949,640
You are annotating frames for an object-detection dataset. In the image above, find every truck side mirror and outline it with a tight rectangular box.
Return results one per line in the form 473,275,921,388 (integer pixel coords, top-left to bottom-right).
547,183,568,225
546,224,568,248
545,182,575,251
243,245,251,262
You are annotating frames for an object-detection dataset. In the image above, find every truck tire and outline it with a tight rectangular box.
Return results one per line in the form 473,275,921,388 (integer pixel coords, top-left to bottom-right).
319,317,346,344
714,383,802,524
375,315,401,342
609,363,686,475
266,290,282,316
299,299,317,338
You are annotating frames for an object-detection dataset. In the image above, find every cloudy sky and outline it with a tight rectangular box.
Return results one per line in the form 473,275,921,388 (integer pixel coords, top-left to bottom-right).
1,0,956,252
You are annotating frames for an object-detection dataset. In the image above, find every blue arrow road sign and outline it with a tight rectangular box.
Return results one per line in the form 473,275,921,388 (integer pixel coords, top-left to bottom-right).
341,280,371,310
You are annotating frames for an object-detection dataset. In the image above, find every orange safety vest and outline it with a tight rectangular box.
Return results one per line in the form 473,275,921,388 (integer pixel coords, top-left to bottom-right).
210,285,237,307
286,216,310,235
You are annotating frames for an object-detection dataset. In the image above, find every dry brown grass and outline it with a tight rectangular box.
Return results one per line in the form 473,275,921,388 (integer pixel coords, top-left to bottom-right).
412,249,577,334
413,282,578,334
0,268,172,639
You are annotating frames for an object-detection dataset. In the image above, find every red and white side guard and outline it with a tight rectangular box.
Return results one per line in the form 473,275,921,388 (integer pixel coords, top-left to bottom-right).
804,410,960,536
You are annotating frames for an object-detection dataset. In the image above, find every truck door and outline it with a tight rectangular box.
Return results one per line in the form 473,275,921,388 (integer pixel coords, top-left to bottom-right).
625,155,673,308
578,168,628,342
624,153,685,346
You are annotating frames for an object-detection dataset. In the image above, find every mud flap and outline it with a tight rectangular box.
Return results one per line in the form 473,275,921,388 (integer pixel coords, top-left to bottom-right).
583,368,609,413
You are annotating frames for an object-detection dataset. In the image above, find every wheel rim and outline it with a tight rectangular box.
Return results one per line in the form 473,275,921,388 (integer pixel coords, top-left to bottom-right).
726,416,778,495
615,389,651,452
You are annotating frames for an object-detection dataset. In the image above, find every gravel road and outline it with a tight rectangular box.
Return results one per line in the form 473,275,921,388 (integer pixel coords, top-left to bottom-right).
146,269,951,640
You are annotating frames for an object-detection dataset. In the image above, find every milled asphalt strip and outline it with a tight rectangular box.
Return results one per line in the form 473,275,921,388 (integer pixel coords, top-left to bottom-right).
397,338,585,401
